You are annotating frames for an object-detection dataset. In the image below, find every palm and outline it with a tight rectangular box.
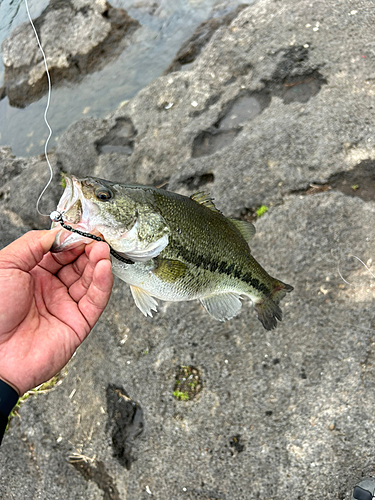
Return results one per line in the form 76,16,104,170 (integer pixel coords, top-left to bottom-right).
0,232,112,395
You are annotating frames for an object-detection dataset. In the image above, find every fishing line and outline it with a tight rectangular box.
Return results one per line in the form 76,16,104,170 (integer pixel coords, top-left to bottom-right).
24,0,53,217
25,1,133,265
338,254,375,286
337,263,351,286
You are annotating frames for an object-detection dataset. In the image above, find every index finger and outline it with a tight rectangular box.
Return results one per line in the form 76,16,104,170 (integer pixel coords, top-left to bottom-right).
0,228,60,272
38,243,87,274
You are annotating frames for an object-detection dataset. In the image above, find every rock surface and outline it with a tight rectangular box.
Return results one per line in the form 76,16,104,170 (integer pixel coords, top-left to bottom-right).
1,0,375,499
1,0,139,108
164,4,249,74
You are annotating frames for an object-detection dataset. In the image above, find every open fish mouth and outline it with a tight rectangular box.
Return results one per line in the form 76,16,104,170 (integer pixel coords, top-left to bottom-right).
51,175,102,252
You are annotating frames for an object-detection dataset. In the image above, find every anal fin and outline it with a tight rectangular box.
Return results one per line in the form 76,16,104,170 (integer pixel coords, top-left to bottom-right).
200,292,242,322
130,285,158,317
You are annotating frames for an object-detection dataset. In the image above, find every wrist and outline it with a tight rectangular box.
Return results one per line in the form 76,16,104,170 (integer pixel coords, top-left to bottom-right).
0,376,20,397
0,378,19,445
0,378,19,415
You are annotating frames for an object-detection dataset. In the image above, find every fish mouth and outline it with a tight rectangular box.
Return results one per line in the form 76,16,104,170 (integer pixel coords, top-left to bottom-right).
51,175,102,252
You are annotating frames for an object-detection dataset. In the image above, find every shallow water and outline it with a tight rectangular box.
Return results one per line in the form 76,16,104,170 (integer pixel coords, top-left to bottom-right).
0,0,246,157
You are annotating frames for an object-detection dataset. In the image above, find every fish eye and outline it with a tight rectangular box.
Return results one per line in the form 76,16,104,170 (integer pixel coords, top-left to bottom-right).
95,187,113,201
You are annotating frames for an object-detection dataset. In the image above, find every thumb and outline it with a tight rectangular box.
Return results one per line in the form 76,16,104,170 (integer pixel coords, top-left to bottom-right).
0,228,60,272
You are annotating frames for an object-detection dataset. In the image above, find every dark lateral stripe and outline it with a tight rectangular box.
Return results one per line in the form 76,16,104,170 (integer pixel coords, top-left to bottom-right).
174,244,270,295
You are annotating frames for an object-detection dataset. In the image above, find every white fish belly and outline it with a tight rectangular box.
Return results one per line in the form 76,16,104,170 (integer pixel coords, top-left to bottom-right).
111,258,197,302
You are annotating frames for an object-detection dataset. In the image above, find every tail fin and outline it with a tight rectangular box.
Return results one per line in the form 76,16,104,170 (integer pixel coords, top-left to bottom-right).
255,280,293,330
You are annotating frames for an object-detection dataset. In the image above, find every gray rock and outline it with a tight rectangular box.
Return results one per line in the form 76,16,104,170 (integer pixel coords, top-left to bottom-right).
56,115,138,181
1,0,139,108
0,148,61,229
1,0,375,499
0,146,21,187
0,207,30,250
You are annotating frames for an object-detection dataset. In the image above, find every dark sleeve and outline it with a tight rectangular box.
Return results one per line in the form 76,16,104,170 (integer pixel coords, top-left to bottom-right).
0,379,19,445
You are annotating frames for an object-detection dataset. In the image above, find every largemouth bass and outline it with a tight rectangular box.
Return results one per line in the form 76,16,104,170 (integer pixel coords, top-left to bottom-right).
51,175,293,330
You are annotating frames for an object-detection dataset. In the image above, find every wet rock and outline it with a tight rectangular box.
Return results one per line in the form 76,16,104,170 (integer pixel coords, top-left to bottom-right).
1,0,139,108
264,46,327,104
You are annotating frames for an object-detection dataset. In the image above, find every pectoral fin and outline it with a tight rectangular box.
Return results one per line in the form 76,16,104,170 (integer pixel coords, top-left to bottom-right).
130,285,158,317
200,292,242,321
152,258,187,282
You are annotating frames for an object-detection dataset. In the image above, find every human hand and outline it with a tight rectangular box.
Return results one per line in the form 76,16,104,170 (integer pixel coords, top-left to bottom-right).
0,229,113,395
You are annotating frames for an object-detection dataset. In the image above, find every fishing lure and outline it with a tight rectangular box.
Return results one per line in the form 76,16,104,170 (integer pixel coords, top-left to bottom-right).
49,210,134,264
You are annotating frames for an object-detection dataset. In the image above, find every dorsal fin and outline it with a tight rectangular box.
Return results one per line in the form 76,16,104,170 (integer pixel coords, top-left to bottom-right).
190,191,221,213
229,219,256,242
